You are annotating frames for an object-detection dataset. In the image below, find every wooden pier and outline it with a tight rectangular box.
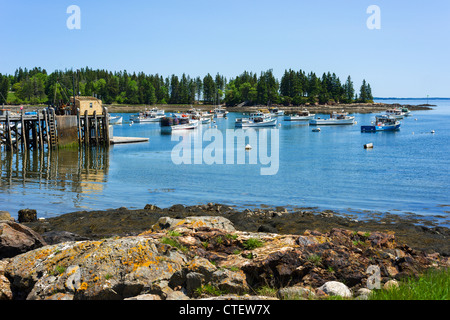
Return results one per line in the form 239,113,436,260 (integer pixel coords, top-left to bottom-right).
0,107,111,151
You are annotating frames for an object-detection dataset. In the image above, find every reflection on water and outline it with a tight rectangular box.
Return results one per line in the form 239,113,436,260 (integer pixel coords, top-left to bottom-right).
0,146,109,195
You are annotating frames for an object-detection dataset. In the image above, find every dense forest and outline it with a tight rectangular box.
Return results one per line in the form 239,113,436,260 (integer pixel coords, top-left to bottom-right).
0,67,373,107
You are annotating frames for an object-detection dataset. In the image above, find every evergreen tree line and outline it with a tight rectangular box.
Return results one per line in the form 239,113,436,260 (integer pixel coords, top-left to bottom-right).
0,67,373,106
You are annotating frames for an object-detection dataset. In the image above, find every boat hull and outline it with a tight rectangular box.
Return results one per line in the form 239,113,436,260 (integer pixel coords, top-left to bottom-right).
361,124,401,132
284,115,314,121
160,120,199,132
109,116,123,125
235,118,277,128
132,116,164,123
309,117,355,125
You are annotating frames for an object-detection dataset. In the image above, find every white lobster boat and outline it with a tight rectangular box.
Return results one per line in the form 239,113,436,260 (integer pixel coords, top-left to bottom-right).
284,110,315,121
131,108,165,123
235,112,277,128
309,112,355,125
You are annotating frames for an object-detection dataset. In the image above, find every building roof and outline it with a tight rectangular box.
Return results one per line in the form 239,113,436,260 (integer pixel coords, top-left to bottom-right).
71,96,102,102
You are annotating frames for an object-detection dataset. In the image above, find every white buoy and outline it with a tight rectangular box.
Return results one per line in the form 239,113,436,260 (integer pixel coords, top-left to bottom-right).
245,144,252,150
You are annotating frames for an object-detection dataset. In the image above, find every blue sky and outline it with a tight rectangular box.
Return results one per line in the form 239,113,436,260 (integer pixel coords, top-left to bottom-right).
0,0,449,97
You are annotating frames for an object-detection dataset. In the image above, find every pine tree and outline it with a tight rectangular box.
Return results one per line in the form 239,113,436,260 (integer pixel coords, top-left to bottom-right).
343,76,355,103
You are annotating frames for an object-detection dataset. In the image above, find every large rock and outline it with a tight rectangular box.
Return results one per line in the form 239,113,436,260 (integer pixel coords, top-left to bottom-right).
153,216,236,233
0,211,14,222
18,209,37,223
0,221,47,258
211,269,249,294
5,236,187,300
318,281,352,298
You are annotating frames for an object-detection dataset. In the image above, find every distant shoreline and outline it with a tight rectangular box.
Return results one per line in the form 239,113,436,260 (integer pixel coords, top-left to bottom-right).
105,102,433,114
3,102,434,115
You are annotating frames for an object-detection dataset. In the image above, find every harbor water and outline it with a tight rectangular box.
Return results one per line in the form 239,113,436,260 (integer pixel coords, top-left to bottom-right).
1,99,449,225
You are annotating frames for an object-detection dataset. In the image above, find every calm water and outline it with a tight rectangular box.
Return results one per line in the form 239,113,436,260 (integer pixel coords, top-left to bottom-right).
1,99,449,225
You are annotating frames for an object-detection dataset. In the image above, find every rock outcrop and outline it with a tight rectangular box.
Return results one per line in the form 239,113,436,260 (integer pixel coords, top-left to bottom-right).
1,215,448,300
0,221,47,259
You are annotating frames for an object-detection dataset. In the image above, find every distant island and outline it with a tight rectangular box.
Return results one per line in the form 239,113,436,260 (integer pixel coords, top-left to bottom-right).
0,67,374,108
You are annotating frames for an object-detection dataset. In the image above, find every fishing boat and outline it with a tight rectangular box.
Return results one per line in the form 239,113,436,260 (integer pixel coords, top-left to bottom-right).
361,115,401,132
385,108,405,119
269,107,285,116
284,109,315,121
400,106,411,116
160,114,199,133
186,108,212,124
235,112,277,128
213,106,228,118
130,108,165,123
109,114,123,125
309,112,355,125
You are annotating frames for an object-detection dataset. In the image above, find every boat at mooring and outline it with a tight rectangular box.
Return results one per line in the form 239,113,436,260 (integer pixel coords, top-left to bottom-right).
385,108,405,119
309,112,355,125
361,115,401,132
235,112,277,128
284,109,315,121
131,108,165,123
160,114,199,133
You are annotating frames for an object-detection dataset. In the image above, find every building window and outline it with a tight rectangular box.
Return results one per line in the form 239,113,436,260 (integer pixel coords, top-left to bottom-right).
90,103,93,108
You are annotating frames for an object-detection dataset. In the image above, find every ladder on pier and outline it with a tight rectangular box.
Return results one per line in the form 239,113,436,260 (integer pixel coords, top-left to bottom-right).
47,109,58,148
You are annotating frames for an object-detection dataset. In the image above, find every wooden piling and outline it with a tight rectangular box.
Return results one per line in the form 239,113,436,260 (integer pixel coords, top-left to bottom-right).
84,110,89,146
37,110,43,150
5,112,12,151
44,110,50,148
77,108,81,146
103,107,110,145
94,111,99,146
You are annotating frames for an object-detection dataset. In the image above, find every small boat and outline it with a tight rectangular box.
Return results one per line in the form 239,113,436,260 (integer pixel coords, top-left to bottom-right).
269,107,285,116
309,112,355,125
385,108,405,119
400,106,411,116
186,108,212,124
361,115,401,132
213,106,228,118
235,112,277,128
109,114,123,125
130,108,165,123
284,109,315,121
312,128,321,132
160,114,199,133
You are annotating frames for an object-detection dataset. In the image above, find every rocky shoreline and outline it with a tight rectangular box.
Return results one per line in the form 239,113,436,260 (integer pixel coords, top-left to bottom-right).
0,204,448,300
105,102,433,114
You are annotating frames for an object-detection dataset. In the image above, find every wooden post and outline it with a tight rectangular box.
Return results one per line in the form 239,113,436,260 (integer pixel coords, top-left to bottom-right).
84,110,89,146
94,110,99,146
103,107,110,146
44,109,50,148
21,112,27,152
77,108,82,146
5,111,12,151
32,116,38,149
37,110,43,150
13,121,18,151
